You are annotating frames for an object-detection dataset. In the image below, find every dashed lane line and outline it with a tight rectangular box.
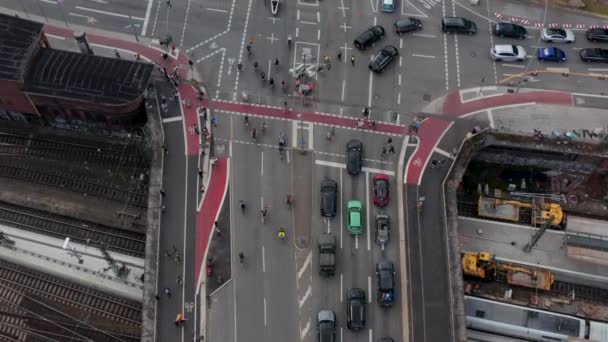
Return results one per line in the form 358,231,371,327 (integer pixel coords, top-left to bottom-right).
412,54,436,59
75,6,144,20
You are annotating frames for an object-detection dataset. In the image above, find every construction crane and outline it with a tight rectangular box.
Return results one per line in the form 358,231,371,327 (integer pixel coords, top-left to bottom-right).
477,195,567,230
462,252,554,291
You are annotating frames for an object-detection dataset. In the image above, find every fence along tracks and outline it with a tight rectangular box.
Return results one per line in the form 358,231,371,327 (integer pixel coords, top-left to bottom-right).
0,200,146,257
0,259,142,327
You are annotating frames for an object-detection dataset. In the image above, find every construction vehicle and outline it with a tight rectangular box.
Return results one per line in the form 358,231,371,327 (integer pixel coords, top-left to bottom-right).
318,233,336,276
462,252,554,291
477,195,566,230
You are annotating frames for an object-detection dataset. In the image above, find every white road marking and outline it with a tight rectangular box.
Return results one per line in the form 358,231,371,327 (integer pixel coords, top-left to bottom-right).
318,29,321,40
299,286,312,307
412,54,436,59
546,67,569,73
434,147,453,158
162,116,183,123
368,62,374,107
369,328,373,341
262,246,266,273
370,0,378,12
501,63,525,68
263,297,267,326
412,33,436,38
296,27,300,37
340,171,344,250
207,8,228,13
362,166,395,176
403,0,429,17
317,11,320,22
588,68,608,72
179,0,193,46
300,320,311,340
69,12,96,23
44,33,66,40
442,34,449,91
339,0,348,16
340,273,344,302
196,47,224,63
39,0,57,4
397,92,401,105
355,234,359,249
260,151,264,177
300,21,317,25
366,172,371,251
341,79,346,102
487,109,495,128
75,6,144,20
368,276,372,303
398,73,402,86
297,9,300,20
327,219,331,234
454,34,461,87
141,0,153,36
502,73,516,77
298,251,312,279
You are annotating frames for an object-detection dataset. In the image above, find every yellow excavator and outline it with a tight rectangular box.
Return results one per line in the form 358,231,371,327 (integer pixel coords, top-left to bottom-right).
477,196,566,230
462,252,554,291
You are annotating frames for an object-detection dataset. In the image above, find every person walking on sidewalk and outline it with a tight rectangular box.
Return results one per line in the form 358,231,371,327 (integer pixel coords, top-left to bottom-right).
351,55,355,66
337,50,342,62
164,287,171,297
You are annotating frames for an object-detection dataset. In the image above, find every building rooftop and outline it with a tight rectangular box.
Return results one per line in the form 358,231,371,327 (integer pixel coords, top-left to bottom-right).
25,49,153,105
0,13,43,81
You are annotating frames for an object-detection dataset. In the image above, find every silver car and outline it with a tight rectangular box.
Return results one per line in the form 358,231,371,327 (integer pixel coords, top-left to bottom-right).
541,28,575,43
490,44,527,62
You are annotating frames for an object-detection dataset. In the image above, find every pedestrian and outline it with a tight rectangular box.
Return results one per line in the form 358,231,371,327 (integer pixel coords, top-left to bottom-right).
351,55,355,66
162,53,169,61
214,221,221,234
211,115,217,128
388,145,395,154
161,103,168,114
371,120,377,129
387,137,392,144
155,294,160,301
188,59,193,68
431,159,438,168
337,50,342,61
135,53,141,61
114,49,121,59
274,58,279,67
170,42,176,55
198,168,203,177
200,185,205,193
382,146,387,155
160,189,166,196
202,108,208,122
164,287,171,297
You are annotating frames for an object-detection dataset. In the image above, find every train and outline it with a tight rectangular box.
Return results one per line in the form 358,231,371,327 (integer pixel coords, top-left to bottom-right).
465,296,608,341
477,195,567,230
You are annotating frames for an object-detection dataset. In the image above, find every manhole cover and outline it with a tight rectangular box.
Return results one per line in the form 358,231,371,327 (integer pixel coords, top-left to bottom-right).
423,94,431,102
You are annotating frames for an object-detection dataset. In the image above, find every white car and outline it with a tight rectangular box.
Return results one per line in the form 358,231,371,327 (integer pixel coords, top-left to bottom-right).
541,28,575,43
490,44,527,62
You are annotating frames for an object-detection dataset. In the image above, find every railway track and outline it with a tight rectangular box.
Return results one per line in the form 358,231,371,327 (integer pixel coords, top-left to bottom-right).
0,161,148,208
0,132,147,168
0,201,145,257
0,259,142,327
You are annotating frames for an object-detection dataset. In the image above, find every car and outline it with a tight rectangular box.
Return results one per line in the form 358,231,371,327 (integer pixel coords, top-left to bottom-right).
376,261,395,307
441,17,477,35
369,45,398,73
381,0,396,12
347,200,363,235
320,178,337,217
346,139,363,175
372,173,389,206
586,28,608,43
317,310,336,342
375,214,390,249
347,288,366,331
580,48,608,63
540,28,575,43
353,25,385,50
537,47,566,62
492,23,527,39
490,44,527,62
394,17,422,34
379,339,395,342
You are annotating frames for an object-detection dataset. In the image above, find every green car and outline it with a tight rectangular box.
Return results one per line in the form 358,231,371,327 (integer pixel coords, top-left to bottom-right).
347,200,363,235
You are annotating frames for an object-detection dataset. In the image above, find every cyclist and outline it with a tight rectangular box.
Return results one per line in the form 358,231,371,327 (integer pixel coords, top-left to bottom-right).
251,128,257,142
278,227,286,239
281,80,286,89
261,121,267,134
261,208,268,217
246,44,251,55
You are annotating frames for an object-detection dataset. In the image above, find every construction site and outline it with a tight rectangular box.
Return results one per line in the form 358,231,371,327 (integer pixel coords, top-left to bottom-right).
454,135,608,341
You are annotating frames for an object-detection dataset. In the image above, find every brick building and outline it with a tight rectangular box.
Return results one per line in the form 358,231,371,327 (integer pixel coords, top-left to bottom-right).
0,13,153,127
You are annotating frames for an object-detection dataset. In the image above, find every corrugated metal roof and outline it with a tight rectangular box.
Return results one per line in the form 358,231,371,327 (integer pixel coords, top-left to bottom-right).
0,13,43,81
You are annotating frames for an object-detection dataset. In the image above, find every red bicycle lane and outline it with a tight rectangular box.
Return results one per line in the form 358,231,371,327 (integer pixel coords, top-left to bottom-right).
405,90,573,185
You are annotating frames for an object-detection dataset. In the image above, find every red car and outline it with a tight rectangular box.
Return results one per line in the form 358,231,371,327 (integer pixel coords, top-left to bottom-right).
372,174,389,206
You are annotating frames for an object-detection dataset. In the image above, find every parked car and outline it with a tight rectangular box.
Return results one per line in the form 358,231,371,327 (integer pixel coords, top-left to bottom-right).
347,288,366,331
381,0,396,12
580,48,608,63
586,28,608,43
492,23,527,39
541,28,575,43
320,178,337,217
537,47,566,62
490,44,527,62
317,310,336,342
394,17,422,34
354,25,385,50
347,200,363,235
369,45,398,73
375,214,390,249
372,173,389,206
441,17,477,35
376,261,395,307
346,139,363,175
379,339,395,342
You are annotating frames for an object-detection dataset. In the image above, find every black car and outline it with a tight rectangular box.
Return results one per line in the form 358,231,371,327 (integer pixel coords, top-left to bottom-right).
376,261,395,307
379,339,394,342
394,17,422,34
317,310,336,342
354,25,385,50
493,23,527,39
441,17,477,35
347,288,366,331
586,28,608,43
580,48,608,63
320,178,337,217
369,45,398,73
346,139,363,175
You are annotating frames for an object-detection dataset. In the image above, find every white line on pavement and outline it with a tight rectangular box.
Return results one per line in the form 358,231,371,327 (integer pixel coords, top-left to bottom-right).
260,151,264,177
367,276,372,303
503,73,515,77
326,219,331,234
300,21,317,25
262,246,266,272
298,251,312,279
366,172,371,251
355,234,359,249
315,160,346,169
487,109,495,128
75,6,145,20
299,286,312,307
363,166,395,176
207,8,228,13
341,80,346,102
162,116,183,123
369,329,373,342
454,34,461,87
339,0,347,16
412,33,436,38
179,0,193,46
412,54,436,59
318,29,321,41
39,0,57,3
297,9,300,20
588,68,608,72
340,171,343,250
398,73,401,86
340,273,344,302
317,11,320,22
263,297,267,326
397,92,401,105
546,67,569,73
300,320,311,340
368,61,373,107
44,33,66,40
502,63,525,68
141,0,153,36
434,147,452,158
